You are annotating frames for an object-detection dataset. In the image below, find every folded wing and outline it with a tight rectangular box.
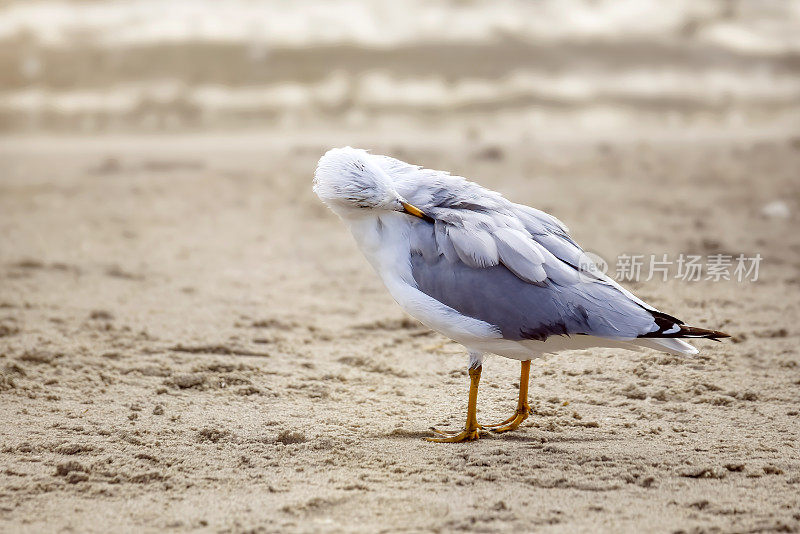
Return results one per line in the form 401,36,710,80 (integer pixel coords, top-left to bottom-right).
377,154,674,342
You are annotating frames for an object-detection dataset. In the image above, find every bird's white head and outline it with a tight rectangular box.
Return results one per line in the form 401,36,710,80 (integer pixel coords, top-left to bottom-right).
313,147,432,222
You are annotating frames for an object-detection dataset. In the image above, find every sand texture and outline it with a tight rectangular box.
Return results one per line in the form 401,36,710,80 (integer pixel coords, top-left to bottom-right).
1,131,799,532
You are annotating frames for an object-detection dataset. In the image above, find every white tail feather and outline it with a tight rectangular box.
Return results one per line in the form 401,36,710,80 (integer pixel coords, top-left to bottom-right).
634,338,698,355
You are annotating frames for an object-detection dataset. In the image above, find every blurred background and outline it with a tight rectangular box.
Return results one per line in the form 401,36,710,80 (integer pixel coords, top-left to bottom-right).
1,0,798,136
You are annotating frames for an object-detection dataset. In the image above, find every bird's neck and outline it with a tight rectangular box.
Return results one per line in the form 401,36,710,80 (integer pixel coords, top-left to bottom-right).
345,213,415,288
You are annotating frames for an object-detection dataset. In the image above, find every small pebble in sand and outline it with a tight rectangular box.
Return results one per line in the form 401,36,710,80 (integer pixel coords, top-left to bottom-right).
761,200,791,219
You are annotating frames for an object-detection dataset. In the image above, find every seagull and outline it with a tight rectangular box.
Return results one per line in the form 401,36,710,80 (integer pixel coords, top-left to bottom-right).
313,147,729,443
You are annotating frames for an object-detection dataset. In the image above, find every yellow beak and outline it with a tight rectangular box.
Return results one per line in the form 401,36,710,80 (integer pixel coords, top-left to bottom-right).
401,201,435,223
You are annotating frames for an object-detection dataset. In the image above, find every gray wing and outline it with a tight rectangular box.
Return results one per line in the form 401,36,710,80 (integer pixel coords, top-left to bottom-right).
410,244,656,341
375,155,673,341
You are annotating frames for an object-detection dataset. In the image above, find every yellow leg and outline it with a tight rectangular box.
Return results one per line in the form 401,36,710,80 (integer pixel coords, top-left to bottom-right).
484,360,532,433
427,366,483,443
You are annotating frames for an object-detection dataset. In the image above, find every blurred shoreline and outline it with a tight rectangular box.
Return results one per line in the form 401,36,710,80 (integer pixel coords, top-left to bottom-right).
0,124,796,153
1,0,798,134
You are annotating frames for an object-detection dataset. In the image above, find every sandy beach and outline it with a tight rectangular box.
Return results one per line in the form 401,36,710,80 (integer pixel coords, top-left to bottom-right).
2,1,800,531
1,127,799,532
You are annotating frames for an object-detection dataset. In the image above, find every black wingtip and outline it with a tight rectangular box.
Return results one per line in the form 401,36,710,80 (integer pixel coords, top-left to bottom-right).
636,307,729,340
679,325,731,340
639,323,731,340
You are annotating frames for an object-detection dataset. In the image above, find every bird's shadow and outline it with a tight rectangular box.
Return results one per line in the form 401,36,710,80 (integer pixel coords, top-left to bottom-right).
384,427,623,444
